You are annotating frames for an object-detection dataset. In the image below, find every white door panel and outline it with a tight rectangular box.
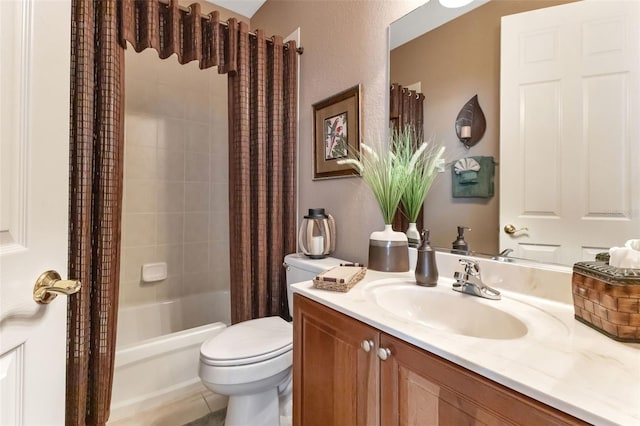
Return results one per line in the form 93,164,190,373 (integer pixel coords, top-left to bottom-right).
0,0,72,424
500,0,639,265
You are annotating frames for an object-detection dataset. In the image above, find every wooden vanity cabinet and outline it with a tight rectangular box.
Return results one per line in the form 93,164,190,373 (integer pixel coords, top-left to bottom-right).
380,332,585,425
294,294,586,426
293,293,379,426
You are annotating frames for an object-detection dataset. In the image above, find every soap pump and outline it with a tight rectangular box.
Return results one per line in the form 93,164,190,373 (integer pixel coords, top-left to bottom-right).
415,229,438,287
452,226,471,253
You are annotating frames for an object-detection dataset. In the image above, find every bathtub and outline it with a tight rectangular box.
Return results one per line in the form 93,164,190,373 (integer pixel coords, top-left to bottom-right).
109,291,230,421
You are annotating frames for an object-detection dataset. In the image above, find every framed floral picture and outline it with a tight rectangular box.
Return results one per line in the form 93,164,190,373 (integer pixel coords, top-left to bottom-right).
312,85,361,179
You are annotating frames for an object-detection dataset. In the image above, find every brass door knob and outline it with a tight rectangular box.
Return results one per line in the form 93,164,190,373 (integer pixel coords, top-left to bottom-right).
504,224,528,235
33,271,81,304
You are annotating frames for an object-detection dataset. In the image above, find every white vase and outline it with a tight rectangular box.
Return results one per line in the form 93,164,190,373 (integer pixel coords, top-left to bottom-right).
406,222,421,248
368,224,409,272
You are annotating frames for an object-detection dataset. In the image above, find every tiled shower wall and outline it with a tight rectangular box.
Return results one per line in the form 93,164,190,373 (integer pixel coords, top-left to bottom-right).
119,48,229,307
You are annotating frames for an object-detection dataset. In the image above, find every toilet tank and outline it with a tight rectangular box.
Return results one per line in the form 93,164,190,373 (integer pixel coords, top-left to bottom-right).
284,253,346,317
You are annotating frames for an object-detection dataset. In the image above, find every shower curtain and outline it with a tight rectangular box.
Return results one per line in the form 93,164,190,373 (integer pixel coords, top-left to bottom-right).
227,22,298,322
67,0,124,424
67,0,299,423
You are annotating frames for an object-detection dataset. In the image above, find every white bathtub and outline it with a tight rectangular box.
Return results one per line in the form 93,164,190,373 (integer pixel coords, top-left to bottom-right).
110,291,230,421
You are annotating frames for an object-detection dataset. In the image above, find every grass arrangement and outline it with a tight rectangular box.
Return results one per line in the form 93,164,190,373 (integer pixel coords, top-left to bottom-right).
338,126,444,225
338,137,407,224
395,128,445,223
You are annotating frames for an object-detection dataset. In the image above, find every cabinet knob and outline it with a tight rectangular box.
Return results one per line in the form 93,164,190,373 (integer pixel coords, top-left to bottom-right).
377,347,391,361
361,340,374,352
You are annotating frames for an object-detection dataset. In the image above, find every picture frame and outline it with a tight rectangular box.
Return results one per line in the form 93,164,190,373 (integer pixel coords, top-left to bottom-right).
312,85,361,180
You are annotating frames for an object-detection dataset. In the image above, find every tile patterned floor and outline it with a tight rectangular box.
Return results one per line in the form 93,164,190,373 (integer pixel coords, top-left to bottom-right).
107,385,227,426
183,409,226,426
108,385,292,426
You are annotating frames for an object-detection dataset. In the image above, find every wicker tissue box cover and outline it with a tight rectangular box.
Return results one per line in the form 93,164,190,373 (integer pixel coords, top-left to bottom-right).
572,261,640,342
313,265,367,292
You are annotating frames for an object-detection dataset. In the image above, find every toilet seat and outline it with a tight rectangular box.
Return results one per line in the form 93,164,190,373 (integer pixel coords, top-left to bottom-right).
200,316,292,367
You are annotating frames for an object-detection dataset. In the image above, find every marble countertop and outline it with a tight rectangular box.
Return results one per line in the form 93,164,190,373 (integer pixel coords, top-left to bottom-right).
291,258,640,426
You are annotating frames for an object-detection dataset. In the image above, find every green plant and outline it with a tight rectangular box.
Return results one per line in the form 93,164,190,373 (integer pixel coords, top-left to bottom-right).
338,126,444,225
338,136,408,224
395,127,445,223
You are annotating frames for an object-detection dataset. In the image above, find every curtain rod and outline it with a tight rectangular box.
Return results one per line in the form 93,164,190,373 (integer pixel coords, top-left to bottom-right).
156,0,304,54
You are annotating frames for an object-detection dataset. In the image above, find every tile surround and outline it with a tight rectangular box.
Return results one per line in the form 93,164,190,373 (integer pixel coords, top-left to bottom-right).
186,182,211,212
158,118,187,151
185,150,211,182
120,48,230,308
125,114,157,148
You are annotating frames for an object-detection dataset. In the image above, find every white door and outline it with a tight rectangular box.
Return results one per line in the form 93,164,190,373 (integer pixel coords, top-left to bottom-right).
500,0,640,265
0,0,73,424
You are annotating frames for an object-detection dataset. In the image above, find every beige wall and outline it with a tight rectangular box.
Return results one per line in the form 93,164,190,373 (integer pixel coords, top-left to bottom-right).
390,0,573,254
252,1,425,264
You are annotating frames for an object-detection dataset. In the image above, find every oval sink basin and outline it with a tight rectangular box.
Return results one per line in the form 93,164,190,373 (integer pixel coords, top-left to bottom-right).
365,279,530,340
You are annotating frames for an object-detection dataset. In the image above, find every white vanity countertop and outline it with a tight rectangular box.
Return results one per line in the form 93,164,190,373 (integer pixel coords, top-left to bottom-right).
292,263,640,426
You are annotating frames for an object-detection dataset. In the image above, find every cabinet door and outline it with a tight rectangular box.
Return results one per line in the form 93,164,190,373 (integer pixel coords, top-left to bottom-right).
380,334,585,426
294,294,379,426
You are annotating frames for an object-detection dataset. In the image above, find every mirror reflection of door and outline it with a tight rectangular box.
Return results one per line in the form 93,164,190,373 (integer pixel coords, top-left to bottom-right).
500,0,640,265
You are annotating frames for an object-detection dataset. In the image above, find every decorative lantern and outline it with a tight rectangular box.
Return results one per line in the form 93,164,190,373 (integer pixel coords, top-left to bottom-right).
298,208,336,259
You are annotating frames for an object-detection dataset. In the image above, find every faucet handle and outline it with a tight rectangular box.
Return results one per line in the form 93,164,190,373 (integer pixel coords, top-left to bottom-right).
458,259,480,276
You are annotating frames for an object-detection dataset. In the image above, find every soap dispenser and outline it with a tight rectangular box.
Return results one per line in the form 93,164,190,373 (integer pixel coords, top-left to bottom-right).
415,229,438,287
452,226,471,253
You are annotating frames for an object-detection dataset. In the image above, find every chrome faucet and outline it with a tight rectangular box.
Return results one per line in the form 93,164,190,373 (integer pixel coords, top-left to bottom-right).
492,248,514,262
498,248,513,257
452,259,501,300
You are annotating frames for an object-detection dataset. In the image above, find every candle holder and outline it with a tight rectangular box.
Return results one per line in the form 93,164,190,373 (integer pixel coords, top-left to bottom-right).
298,208,336,259
455,94,486,149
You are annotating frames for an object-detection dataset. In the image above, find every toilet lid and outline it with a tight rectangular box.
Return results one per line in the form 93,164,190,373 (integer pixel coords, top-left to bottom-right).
200,316,293,366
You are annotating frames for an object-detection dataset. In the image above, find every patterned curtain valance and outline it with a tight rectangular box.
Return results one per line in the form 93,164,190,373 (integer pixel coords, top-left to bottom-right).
120,0,232,70
119,0,301,73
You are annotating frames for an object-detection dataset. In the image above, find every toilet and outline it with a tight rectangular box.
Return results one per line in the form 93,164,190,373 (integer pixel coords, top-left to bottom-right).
199,253,345,426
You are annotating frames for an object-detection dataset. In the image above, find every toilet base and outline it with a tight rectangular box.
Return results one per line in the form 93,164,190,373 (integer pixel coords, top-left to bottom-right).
225,388,279,426
200,363,292,426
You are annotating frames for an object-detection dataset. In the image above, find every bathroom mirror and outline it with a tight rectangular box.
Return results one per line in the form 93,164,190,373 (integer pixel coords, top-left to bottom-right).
389,0,639,267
